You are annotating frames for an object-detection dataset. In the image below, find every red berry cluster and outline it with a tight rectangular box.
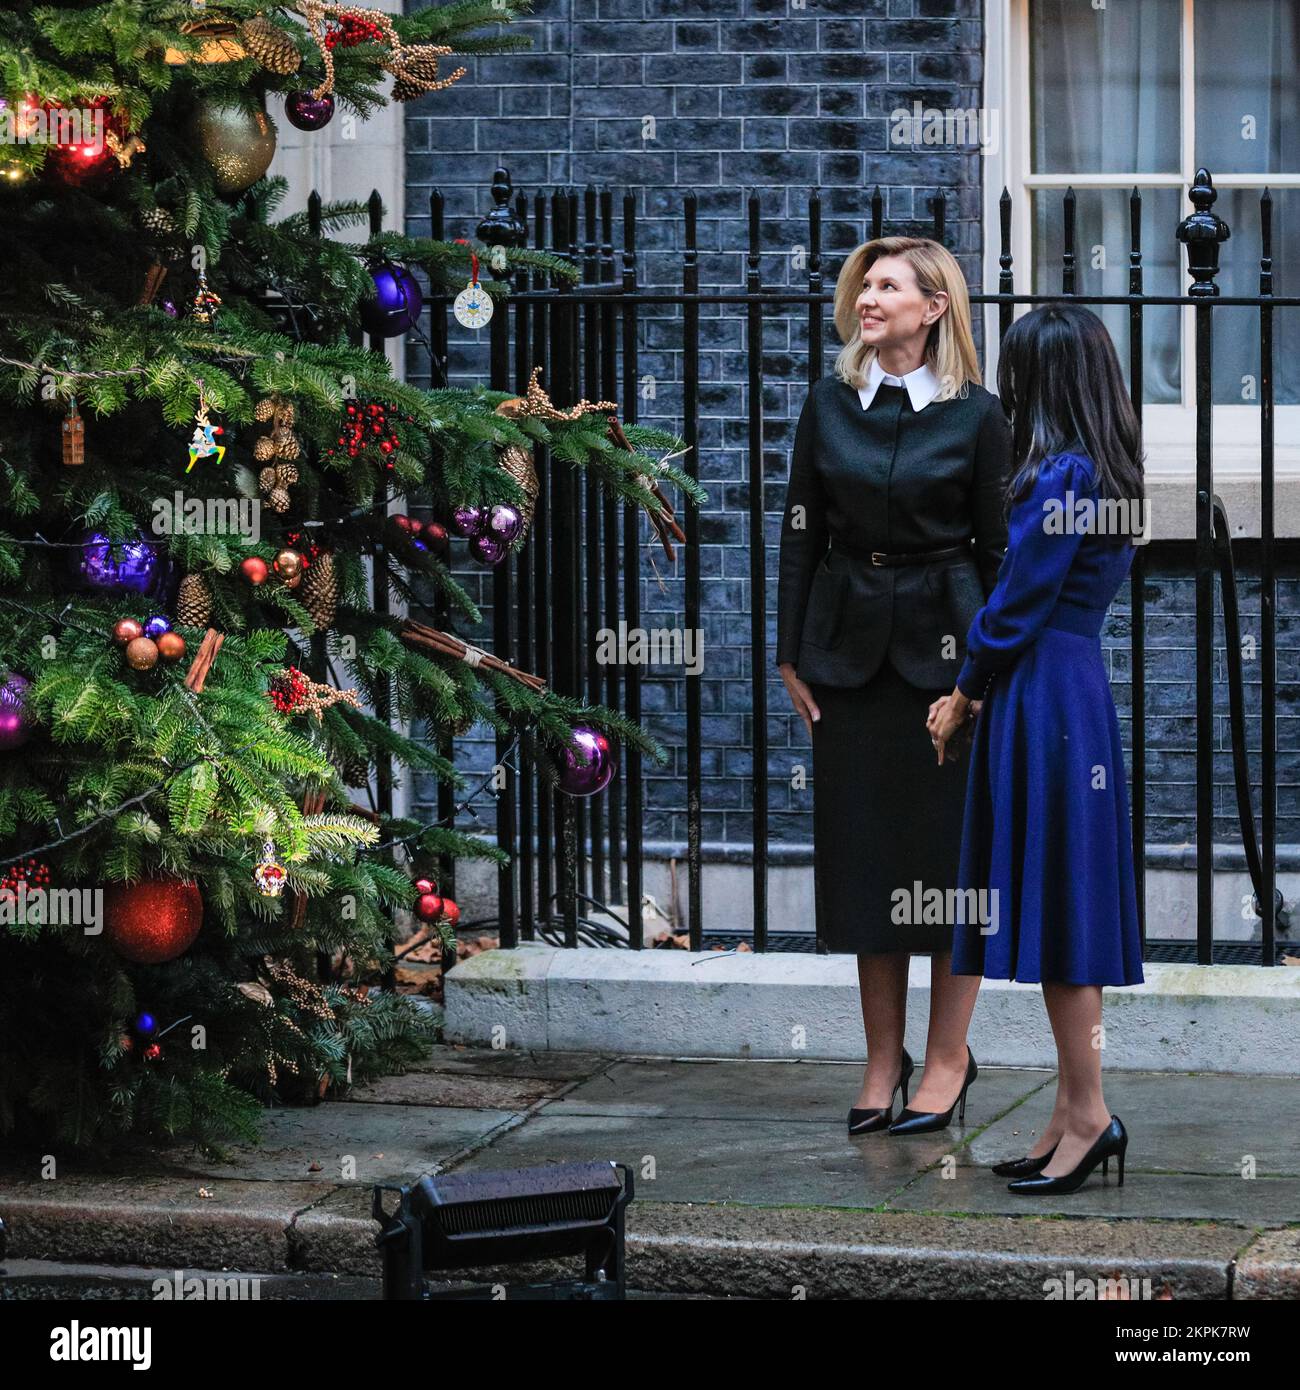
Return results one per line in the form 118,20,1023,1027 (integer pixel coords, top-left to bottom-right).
325,400,414,471
324,13,384,49
268,666,310,715
1,857,51,898
284,531,322,564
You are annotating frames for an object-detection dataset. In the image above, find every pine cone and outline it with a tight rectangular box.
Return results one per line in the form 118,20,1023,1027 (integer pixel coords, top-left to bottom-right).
300,552,338,630
254,435,276,462
254,398,276,423
176,573,213,627
497,443,539,538
240,16,301,75
268,487,291,514
272,429,300,461
275,461,299,486
338,749,369,787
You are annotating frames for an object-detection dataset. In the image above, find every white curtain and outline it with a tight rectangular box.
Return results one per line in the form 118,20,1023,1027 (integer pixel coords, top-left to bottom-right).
1028,0,1298,405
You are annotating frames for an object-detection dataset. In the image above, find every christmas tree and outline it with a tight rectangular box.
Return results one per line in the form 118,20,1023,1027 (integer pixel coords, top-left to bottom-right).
0,1,697,1148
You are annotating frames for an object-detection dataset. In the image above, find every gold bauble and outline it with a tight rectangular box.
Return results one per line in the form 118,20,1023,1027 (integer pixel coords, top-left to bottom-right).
126,636,160,670
190,97,277,196
273,548,302,580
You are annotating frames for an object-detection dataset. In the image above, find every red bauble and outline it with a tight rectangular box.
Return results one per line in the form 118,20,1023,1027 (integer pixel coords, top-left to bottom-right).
393,514,413,533
112,617,144,646
440,898,460,929
241,556,270,585
103,877,203,964
414,891,443,923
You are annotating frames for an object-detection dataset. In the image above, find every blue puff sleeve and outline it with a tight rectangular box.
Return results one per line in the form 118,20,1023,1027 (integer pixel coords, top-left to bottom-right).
956,453,1095,700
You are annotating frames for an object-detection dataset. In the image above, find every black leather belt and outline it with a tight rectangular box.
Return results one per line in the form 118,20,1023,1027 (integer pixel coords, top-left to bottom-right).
829,537,971,567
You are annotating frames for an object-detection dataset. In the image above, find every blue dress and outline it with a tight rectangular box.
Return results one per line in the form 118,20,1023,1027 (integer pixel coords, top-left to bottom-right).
951,453,1144,986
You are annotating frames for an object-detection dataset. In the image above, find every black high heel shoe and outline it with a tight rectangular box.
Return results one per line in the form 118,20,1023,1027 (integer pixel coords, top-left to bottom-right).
1007,1116,1127,1195
847,1048,915,1135
991,1143,1059,1178
887,1045,978,1136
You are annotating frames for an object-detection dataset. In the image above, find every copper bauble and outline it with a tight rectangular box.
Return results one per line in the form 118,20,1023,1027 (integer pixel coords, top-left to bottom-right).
273,548,302,579
156,631,187,662
190,96,277,195
103,877,203,964
112,617,144,646
125,636,159,670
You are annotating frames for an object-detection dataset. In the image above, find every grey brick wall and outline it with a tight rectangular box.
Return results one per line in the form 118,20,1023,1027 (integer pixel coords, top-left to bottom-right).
403,0,1298,861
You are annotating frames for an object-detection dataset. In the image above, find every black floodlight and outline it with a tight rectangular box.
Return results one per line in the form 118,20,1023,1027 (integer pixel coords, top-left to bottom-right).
373,1160,634,1300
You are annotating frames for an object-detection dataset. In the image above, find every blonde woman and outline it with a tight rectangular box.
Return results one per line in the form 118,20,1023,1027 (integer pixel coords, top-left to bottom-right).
776,237,1010,1135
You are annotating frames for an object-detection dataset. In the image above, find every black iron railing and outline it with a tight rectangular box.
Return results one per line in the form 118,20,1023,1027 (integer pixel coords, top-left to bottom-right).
408,166,1293,967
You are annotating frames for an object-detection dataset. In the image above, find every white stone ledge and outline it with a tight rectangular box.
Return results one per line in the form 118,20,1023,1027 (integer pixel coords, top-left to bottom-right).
444,945,1300,1076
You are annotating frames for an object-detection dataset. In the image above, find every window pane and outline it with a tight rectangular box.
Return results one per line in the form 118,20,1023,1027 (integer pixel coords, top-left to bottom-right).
1032,188,1182,405
1210,189,1300,405
1030,0,1181,174
1194,0,1300,175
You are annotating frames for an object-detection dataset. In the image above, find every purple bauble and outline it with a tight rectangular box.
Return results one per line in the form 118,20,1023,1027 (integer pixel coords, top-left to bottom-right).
160,299,178,318
359,261,423,338
469,533,507,566
284,90,335,132
557,725,616,797
144,616,172,639
79,533,164,596
450,505,485,537
0,673,32,750
486,503,523,545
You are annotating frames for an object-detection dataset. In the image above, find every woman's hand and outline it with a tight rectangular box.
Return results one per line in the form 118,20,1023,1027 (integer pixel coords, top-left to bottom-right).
926,689,972,765
779,662,821,738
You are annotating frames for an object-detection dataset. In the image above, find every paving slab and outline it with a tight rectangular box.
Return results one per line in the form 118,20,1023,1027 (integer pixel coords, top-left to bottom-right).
343,1070,569,1110
889,1167,1300,1224
961,1071,1300,1177
548,1056,1050,1126
159,1103,518,1185
403,1044,616,1082
451,1111,955,1208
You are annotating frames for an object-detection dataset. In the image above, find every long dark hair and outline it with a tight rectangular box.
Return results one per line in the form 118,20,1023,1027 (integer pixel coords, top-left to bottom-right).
996,304,1144,522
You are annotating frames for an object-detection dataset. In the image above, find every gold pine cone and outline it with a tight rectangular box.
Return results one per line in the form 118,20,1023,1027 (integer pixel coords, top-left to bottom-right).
175,572,214,627
300,551,338,630
240,16,301,75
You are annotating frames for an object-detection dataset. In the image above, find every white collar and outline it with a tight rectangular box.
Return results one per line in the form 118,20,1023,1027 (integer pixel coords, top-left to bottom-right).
856,356,941,413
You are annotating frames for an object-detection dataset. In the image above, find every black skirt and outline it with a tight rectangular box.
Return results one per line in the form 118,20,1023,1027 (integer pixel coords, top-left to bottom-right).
810,658,969,954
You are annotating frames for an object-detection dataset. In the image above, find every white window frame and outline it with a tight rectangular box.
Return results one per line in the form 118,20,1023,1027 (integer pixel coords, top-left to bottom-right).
982,0,1300,523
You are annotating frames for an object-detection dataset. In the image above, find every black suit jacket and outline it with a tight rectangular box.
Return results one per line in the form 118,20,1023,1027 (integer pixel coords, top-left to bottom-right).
776,375,1011,689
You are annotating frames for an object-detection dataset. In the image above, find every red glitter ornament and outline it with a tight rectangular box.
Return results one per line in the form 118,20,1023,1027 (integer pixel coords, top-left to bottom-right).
103,877,203,964
440,898,460,929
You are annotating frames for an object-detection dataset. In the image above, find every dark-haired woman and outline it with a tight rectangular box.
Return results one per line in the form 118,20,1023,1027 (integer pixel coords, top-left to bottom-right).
927,303,1145,1194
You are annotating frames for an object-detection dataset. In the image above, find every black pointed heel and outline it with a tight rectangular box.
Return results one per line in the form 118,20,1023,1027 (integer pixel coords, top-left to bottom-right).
1007,1116,1127,1195
888,1045,978,1136
847,1048,915,1135
991,1142,1059,1178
